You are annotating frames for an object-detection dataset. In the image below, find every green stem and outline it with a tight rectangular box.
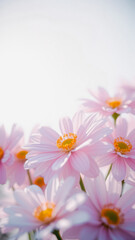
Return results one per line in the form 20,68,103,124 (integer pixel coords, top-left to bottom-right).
112,113,120,126
27,170,33,185
52,229,63,240
120,180,125,197
28,232,32,240
79,176,86,192
105,164,112,181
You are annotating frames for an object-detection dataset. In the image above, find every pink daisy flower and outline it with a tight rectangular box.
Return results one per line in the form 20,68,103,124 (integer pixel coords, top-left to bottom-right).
0,124,23,184
24,111,111,183
71,173,135,240
7,126,40,188
2,176,89,239
97,117,135,181
82,87,135,117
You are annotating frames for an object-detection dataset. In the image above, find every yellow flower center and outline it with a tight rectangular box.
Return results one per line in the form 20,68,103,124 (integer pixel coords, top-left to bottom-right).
114,137,132,154
101,204,123,227
34,176,46,189
0,147,4,160
106,98,122,109
16,150,28,162
56,133,77,151
34,202,55,223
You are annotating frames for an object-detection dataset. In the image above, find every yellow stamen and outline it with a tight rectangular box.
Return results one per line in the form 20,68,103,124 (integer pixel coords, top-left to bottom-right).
0,147,4,160
34,176,46,189
16,150,28,162
106,98,122,109
56,133,77,151
101,204,123,226
34,202,55,223
114,137,132,154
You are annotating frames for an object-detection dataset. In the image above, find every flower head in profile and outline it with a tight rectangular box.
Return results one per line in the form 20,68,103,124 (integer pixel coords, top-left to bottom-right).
24,111,111,183
97,117,135,181
0,124,23,184
82,87,135,117
71,173,135,240
2,176,88,239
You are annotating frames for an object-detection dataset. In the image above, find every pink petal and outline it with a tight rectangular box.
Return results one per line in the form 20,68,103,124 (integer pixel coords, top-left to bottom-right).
112,157,126,181
70,151,90,174
115,118,128,138
98,226,109,240
59,117,73,135
108,228,135,240
117,188,135,213
72,111,84,133
39,127,60,144
0,163,6,184
52,153,70,171
126,158,135,170
80,225,98,240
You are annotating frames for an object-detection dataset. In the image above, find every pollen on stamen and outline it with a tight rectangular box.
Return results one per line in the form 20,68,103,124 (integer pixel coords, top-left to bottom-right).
0,147,4,160
101,204,124,227
106,98,122,109
56,133,77,151
34,176,46,189
16,150,28,162
114,137,132,154
34,202,55,223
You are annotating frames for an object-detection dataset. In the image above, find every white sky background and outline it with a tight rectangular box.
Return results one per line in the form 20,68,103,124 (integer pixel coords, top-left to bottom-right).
0,0,135,137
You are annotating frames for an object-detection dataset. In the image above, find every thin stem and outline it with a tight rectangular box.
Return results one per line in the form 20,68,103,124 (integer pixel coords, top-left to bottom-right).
105,164,112,181
27,170,33,185
120,180,125,197
112,113,120,126
79,176,86,192
52,229,63,240
28,232,32,240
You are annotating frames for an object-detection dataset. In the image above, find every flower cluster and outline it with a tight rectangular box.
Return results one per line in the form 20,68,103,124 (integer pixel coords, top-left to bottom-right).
0,84,135,240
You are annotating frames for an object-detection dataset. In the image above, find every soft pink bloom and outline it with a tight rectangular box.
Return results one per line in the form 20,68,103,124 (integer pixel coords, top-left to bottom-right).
67,173,135,240
2,176,88,239
7,126,40,187
24,111,111,183
97,117,135,181
82,87,135,117
0,124,23,184
6,143,28,187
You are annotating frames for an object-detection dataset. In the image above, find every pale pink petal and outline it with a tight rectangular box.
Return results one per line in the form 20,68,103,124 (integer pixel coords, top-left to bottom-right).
120,222,135,232
115,118,128,138
56,211,89,230
117,188,135,213
39,127,60,144
80,225,98,240
72,111,84,133
0,125,7,148
106,174,121,203
70,151,90,174
25,144,58,152
108,228,135,240
112,157,126,181
52,153,70,171
126,158,135,171
59,117,73,135
54,177,75,205
45,175,59,203
98,225,109,240
0,163,6,184
97,153,116,167
6,124,23,151
127,129,135,142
